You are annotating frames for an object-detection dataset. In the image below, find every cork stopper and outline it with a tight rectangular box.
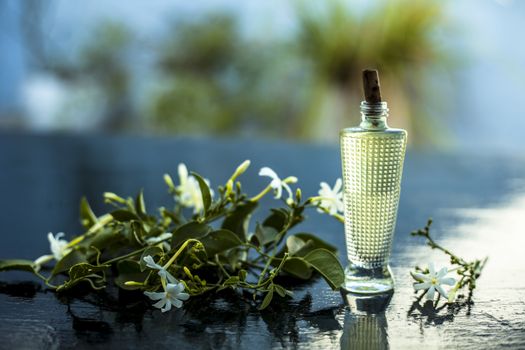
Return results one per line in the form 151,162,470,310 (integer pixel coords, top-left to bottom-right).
362,69,382,103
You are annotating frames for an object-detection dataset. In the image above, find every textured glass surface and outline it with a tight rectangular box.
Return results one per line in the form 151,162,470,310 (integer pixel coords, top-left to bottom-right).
341,129,407,269
341,313,388,350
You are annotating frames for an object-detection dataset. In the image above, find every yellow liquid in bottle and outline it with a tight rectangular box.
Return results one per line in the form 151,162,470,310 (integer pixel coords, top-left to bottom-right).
340,128,407,269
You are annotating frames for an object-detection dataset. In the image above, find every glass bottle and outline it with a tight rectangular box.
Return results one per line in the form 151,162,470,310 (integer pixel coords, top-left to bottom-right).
340,70,407,294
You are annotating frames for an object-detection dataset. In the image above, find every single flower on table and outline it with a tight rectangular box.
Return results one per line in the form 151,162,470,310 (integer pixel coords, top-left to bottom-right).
411,262,456,301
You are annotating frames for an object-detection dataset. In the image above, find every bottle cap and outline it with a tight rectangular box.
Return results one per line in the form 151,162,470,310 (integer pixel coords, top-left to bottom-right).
362,69,382,103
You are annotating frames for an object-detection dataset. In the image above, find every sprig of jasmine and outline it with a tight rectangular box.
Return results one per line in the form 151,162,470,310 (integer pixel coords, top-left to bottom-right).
0,160,346,313
411,219,488,302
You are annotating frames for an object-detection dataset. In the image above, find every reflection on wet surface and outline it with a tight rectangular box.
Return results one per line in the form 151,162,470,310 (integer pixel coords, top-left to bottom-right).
341,291,393,315
341,311,388,350
407,297,473,325
339,293,391,350
337,191,525,349
389,191,525,349
1,134,525,348
443,193,525,292
6,186,522,350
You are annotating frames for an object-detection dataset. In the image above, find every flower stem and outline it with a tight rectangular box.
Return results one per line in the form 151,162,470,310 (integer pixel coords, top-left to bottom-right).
215,255,231,278
104,246,149,265
424,234,467,266
304,199,345,223
306,196,325,203
163,239,200,269
411,219,488,303
249,184,273,202
66,214,113,248
314,204,345,223
241,260,266,270
244,243,283,261
256,210,296,286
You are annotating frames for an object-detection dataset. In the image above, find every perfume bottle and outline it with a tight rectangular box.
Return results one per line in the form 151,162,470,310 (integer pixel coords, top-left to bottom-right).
340,69,407,294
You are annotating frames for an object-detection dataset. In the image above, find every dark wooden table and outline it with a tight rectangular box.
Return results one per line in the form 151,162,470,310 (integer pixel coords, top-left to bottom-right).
0,132,524,349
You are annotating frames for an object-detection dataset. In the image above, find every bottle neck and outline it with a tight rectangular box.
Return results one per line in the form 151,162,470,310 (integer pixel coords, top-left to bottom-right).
359,101,389,130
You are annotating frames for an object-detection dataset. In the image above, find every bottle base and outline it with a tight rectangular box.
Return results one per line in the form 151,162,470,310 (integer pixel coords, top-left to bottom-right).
342,264,394,295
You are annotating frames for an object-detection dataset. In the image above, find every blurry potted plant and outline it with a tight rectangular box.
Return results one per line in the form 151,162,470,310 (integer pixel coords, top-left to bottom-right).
296,0,452,145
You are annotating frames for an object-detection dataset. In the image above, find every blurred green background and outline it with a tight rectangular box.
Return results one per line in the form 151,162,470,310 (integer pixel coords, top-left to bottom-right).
1,0,524,150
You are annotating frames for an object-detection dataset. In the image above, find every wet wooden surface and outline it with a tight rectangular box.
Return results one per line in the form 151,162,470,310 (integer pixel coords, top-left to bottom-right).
0,132,524,349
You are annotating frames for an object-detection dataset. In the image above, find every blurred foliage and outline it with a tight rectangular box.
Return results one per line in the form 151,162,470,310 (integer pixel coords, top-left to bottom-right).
79,22,133,130
296,0,450,144
80,22,131,97
297,1,444,86
158,15,237,75
36,21,134,131
21,0,453,145
148,14,311,137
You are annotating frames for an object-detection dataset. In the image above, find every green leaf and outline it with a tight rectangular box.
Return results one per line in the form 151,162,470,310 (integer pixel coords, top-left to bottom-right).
111,210,140,222
130,221,146,246
218,275,240,291
135,190,147,217
115,260,150,290
56,262,109,291
68,262,109,279
239,269,247,282
293,233,337,253
222,201,257,241
302,248,344,290
274,232,338,261
190,171,212,215
85,214,113,235
273,284,293,298
82,228,120,251
274,284,286,297
286,235,308,256
222,247,244,268
200,229,243,257
0,259,36,273
251,223,279,247
51,248,88,277
262,208,293,247
281,257,312,280
80,197,97,229
160,206,185,226
262,208,289,232
223,276,240,285
259,285,274,310
172,221,212,248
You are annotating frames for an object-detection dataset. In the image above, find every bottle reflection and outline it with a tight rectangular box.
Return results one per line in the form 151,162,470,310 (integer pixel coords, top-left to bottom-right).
340,291,392,350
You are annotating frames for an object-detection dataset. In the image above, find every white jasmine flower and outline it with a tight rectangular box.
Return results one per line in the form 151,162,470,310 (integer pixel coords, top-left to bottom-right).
259,167,297,201
412,263,456,300
176,163,213,213
144,281,190,312
145,232,173,245
48,232,72,260
315,179,344,215
143,255,177,283
34,232,73,271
